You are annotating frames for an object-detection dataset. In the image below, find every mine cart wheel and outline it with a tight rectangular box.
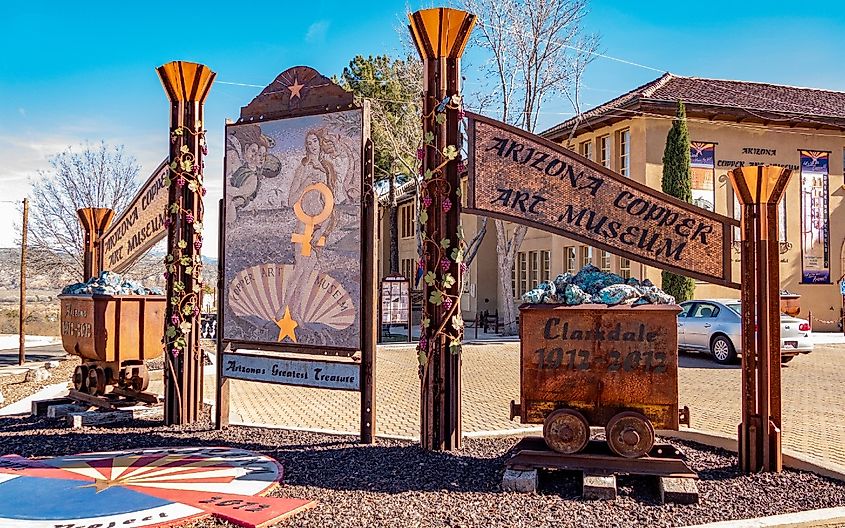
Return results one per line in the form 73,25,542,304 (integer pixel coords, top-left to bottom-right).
606,411,655,458
86,367,107,396
543,409,590,454
130,365,150,392
72,365,89,392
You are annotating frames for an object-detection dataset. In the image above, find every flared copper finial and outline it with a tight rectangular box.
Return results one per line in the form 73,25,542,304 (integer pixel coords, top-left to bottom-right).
408,8,476,60
729,165,792,206
156,61,216,103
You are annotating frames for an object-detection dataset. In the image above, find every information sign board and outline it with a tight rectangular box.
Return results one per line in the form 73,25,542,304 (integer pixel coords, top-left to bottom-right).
222,351,360,391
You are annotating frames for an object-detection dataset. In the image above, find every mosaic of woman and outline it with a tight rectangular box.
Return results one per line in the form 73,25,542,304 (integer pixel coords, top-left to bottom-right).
226,124,280,222
286,128,360,343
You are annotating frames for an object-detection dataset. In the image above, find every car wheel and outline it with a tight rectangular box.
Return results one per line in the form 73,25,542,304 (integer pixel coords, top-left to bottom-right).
711,335,737,365
781,355,795,364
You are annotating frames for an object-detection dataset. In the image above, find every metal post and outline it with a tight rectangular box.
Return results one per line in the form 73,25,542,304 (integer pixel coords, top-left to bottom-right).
215,198,229,429
19,198,28,366
361,136,377,444
157,61,215,426
729,165,791,473
76,208,115,280
409,8,475,451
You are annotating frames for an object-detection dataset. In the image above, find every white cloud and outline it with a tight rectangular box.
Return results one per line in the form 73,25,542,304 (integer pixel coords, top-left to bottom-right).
305,20,330,44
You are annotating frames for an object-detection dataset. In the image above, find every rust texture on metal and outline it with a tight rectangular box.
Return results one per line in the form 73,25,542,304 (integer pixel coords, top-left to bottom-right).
100,160,169,273
409,7,476,452
157,60,215,425
465,113,739,288
506,437,697,479
77,207,115,281
518,304,682,430
59,294,164,396
239,65,355,121
729,165,792,473
58,295,165,364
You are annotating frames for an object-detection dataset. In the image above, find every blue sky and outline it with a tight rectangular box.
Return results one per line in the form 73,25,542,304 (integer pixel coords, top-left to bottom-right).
1,0,843,256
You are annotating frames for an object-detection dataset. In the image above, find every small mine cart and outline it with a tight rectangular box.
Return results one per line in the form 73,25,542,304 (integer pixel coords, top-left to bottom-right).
58,294,165,395
512,303,688,458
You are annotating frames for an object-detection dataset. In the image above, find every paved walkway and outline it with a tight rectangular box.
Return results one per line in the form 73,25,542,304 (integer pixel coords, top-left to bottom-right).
183,342,845,467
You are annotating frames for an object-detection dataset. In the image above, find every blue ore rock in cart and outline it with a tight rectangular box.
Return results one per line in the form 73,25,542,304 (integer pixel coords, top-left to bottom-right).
61,271,164,296
521,265,676,307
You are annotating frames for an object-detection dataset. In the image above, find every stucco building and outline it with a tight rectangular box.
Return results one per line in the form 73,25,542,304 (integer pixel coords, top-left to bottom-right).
380,73,845,331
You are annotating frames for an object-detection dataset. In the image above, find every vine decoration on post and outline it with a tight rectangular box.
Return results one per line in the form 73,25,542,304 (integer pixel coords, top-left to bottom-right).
416,94,468,378
163,122,208,371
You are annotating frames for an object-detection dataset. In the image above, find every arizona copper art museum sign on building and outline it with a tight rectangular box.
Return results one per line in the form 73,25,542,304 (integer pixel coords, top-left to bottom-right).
466,113,739,288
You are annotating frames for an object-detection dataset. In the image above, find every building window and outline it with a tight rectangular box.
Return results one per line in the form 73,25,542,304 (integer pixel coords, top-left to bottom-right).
541,250,550,283
619,257,631,279
580,245,592,269
399,203,414,239
528,251,539,290
618,128,630,177
580,140,593,161
400,258,415,283
518,252,528,297
599,135,611,168
600,250,611,272
564,246,577,274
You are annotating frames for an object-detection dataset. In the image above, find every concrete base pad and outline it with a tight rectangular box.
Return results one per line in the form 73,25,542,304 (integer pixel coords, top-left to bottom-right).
502,468,537,493
582,474,617,500
659,477,700,505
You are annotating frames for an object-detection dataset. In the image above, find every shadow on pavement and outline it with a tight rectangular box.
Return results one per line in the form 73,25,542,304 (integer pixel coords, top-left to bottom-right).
678,352,740,370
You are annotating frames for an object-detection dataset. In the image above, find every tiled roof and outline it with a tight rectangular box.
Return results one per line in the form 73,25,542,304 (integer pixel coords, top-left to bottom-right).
542,73,845,139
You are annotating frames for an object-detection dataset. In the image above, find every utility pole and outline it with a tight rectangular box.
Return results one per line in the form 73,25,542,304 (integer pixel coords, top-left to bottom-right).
19,198,28,366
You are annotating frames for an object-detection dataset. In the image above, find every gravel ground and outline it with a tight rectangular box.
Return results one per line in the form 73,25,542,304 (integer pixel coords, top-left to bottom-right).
0,356,77,407
1,410,843,528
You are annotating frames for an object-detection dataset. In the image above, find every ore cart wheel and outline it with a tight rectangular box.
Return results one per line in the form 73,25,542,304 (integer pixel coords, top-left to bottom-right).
130,365,150,392
86,367,106,396
605,411,655,458
72,365,89,392
543,409,590,454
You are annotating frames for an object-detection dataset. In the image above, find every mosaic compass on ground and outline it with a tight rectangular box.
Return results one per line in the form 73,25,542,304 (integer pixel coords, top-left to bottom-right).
0,446,314,527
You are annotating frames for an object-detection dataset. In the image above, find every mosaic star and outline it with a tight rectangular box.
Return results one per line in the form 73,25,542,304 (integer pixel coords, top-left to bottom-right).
275,306,299,343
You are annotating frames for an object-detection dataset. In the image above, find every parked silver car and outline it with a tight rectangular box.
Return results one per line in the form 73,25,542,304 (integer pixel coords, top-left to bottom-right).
677,299,813,365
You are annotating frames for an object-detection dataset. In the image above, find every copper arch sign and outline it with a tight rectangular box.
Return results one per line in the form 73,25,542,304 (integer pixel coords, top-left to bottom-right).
465,112,740,288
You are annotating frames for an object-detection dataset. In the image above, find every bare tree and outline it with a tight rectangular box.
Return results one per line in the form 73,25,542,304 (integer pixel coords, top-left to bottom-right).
460,0,599,334
29,142,140,278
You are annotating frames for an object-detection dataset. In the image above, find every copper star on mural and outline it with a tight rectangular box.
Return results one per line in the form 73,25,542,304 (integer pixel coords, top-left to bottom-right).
287,78,304,100
275,306,299,343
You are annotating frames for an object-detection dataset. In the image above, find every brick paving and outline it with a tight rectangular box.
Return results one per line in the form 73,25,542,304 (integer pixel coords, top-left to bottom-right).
199,342,845,465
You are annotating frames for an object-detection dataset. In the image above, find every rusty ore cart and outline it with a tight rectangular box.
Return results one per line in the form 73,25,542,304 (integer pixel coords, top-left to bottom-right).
512,303,687,458
59,294,165,396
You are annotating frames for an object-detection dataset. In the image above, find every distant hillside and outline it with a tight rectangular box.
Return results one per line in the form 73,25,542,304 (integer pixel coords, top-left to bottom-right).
0,248,218,294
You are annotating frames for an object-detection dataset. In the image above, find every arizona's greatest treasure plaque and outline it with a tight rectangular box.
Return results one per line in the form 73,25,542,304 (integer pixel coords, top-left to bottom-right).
223,110,363,350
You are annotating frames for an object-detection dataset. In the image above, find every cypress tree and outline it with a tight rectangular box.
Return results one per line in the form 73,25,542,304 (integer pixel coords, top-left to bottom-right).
661,101,696,302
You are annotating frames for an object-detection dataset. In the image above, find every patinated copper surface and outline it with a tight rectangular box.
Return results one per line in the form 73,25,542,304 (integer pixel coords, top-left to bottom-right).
518,304,681,430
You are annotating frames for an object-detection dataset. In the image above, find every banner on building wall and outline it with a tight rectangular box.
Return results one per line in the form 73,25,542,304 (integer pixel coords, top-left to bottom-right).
690,142,715,212
800,150,830,283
